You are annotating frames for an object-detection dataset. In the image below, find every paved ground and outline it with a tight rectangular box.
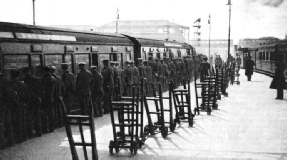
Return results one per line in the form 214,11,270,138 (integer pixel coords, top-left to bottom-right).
1,70,287,160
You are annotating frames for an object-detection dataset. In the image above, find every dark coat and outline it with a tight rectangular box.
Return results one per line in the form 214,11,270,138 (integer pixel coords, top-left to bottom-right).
245,59,255,76
91,71,104,98
270,62,286,90
76,69,92,97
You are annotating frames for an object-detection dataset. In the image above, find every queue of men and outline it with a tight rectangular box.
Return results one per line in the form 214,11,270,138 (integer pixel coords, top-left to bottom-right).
0,55,203,150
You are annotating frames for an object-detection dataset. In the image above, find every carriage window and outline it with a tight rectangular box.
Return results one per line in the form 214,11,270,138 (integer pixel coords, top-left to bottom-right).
266,52,269,61
98,53,110,71
178,52,181,58
163,53,167,58
259,52,262,60
75,54,90,72
31,55,41,67
65,54,73,72
126,53,131,62
44,55,63,75
31,55,42,76
156,53,161,59
117,53,123,69
4,55,29,69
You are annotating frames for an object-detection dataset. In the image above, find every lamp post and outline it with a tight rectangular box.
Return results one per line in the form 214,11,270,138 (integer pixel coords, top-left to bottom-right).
227,0,232,64
32,0,35,25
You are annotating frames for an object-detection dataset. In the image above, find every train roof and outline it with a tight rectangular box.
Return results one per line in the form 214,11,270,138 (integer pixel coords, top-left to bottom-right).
0,22,133,45
123,35,191,49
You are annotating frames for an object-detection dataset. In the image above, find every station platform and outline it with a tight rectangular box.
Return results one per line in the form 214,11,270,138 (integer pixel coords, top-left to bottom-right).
1,70,287,160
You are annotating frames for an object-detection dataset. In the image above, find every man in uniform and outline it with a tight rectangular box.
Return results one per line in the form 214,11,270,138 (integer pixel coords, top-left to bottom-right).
41,66,57,133
110,61,117,99
123,61,133,96
0,73,8,148
22,67,42,137
61,63,75,114
155,58,163,90
130,60,140,87
101,60,114,114
162,58,170,91
50,66,64,127
148,56,158,91
138,58,147,79
6,70,28,143
90,66,104,117
76,63,92,115
144,60,153,96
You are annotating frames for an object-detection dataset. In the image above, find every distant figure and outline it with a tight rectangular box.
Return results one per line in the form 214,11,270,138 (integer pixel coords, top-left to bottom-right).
236,55,242,71
209,55,214,68
270,54,285,100
200,56,211,82
245,56,255,81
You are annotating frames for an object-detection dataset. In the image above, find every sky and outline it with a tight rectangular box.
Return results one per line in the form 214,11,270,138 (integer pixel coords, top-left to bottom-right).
0,0,287,44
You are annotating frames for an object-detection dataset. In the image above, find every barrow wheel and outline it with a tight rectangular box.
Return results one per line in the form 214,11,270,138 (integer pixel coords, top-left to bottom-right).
217,94,221,100
170,122,177,132
213,103,218,110
174,118,179,124
138,140,144,149
129,143,134,154
144,125,150,136
133,141,138,155
188,117,194,127
109,140,114,155
161,127,168,138
237,81,240,85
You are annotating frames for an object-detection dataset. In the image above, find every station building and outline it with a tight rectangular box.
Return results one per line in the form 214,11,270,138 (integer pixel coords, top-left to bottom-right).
190,39,234,62
97,20,190,43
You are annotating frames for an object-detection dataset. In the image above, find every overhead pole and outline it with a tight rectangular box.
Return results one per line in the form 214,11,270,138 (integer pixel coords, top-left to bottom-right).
208,14,211,60
33,0,35,25
116,8,119,33
227,0,232,64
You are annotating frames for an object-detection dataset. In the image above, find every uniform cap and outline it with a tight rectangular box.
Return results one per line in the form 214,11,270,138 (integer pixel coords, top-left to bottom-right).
42,66,51,71
125,61,130,64
90,65,97,69
130,60,134,64
143,60,148,64
203,56,208,60
148,56,153,60
50,66,56,70
155,58,159,61
103,60,110,64
78,62,86,66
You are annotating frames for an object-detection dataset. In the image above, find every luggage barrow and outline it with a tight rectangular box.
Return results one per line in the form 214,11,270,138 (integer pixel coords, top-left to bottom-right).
194,75,213,115
233,66,240,85
119,78,146,148
109,86,140,155
143,82,169,138
60,97,99,160
172,79,195,127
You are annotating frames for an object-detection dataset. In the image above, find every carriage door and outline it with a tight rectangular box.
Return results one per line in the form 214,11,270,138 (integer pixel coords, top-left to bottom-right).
91,54,98,67
91,46,98,69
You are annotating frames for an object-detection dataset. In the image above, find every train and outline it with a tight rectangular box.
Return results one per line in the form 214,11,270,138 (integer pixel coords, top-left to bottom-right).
238,40,287,77
0,22,196,77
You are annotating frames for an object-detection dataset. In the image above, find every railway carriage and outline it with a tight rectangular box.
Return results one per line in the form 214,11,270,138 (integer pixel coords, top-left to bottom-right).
0,22,134,78
0,22,195,77
254,40,287,76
